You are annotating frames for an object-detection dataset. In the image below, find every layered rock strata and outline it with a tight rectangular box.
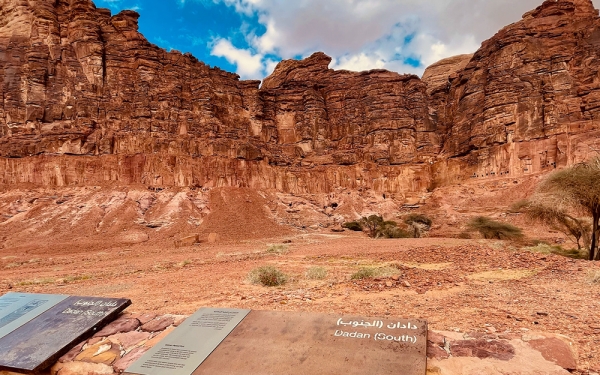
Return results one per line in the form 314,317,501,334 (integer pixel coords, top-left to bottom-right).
0,0,600,198
432,0,600,185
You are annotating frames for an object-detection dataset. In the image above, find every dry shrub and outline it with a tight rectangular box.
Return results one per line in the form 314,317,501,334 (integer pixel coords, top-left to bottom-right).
305,266,328,280
351,266,397,280
247,266,288,287
265,244,289,255
468,217,523,240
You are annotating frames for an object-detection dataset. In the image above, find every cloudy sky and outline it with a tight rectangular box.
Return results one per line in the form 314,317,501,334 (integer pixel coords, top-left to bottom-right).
94,0,600,80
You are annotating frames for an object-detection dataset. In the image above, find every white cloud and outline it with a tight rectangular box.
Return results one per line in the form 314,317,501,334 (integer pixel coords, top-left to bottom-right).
210,38,264,79
333,53,386,72
210,0,600,78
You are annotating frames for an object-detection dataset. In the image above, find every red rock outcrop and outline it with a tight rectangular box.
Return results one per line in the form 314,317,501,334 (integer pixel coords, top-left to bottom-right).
434,0,600,186
0,0,436,196
1,0,600,198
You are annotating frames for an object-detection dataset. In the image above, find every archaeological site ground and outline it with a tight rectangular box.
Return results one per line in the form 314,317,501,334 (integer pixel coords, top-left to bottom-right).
0,0,600,374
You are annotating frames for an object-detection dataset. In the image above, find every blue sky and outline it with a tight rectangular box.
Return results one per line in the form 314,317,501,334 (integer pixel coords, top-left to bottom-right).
94,0,600,80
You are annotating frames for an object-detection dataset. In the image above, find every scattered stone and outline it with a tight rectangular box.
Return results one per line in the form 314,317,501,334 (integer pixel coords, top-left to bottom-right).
109,331,151,351
128,313,156,325
112,347,149,373
94,316,140,337
141,316,175,333
451,339,516,361
50,361,114,375
75,342,120,365
527,337,577,371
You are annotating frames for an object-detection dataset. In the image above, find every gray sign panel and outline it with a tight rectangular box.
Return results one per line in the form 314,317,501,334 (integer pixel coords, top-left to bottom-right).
0,295,131,373
0,292,68,340
125,308,250,375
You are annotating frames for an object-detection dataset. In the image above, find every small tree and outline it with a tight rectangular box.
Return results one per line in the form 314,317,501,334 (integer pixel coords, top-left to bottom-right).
355,215,411,238
359,215,386,237
536,157,600,261
513,200,590,250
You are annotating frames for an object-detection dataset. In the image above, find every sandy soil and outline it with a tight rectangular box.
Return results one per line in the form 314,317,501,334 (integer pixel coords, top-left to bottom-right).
0,233,599,372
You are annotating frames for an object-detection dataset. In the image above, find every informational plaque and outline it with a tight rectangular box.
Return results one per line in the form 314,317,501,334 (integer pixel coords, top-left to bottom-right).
126,309,427,375
125,308,250,375
0,294,131,373
0,293,68,340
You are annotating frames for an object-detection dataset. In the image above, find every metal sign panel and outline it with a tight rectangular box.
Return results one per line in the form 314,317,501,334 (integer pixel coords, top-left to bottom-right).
0,293,68,341
0,295,131,373
125,308,250,375
126,309,427,375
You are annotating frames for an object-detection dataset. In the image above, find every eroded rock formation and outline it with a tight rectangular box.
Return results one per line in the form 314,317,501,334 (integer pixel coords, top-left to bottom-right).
1,0,599,199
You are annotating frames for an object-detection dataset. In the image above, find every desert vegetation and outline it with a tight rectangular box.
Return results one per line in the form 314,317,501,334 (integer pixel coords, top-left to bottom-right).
343,214,432,239
247,266,288,287
518,157,600,260
305,266,328,280
467,217,524,240
350,266,397,280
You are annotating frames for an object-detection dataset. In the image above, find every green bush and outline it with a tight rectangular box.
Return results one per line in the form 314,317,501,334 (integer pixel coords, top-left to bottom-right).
305,266,328,280
467,217,524,240
247,266,288,287
342,221,363,231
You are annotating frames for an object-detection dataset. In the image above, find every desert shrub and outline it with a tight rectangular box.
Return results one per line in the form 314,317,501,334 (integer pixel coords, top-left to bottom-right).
247,266,288,287
404,214,433,238
526,243,587,260
265,244,289,255
350,266,397,280
351,267,378,280
404,214,433,227
342,221,363,231
467,217,524,240
457,231,472,239
379,225,412,238
305,266,328,280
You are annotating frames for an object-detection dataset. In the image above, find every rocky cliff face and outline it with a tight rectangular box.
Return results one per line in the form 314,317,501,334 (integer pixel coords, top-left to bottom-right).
1,0,599,199
432,0,600,186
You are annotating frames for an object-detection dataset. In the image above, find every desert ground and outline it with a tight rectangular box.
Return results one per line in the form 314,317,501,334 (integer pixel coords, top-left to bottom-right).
0,230,598,372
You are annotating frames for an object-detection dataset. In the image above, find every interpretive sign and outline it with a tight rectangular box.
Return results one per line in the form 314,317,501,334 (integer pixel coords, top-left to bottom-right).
0,294,131,373
126,309,427,375
125,308,250,375
0,293,68,340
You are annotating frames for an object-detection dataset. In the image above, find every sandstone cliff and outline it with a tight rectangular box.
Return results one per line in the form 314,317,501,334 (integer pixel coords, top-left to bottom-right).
432,0,600,186
1,0,599,199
